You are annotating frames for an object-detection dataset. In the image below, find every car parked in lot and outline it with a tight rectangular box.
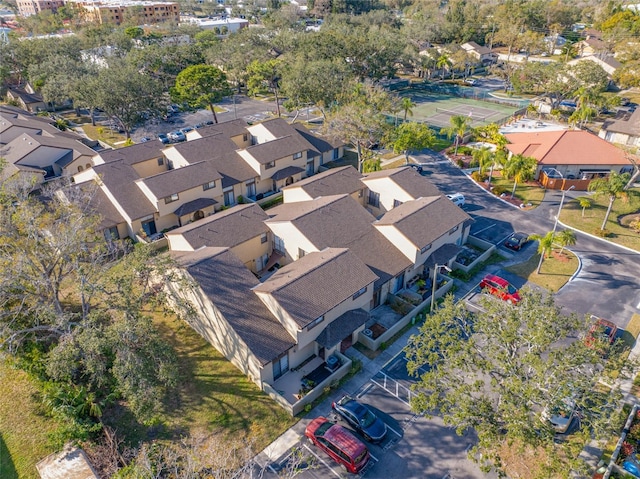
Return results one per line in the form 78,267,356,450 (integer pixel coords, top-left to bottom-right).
464,78,477,86
168,130,186,142
585,317,618,352
479,274,521,304
504,232,530,251
446,193,465,207
305,417,370,474
331,396,387,443
158,133,170,145
542,398,578,434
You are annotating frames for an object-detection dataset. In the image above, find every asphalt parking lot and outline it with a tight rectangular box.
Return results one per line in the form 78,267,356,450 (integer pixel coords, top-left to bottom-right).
260,351,493,479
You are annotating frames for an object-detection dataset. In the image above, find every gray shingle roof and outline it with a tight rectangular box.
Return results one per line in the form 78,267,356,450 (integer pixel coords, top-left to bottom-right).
282,166,364,198
173,247,296,366
291,123,343,152
253,248,378,329
266,195,412,289
1,132,96,169
191,119,249,139
245,135,308,164
92,160,156,221
167,203,269,250
141,161,222,199
315,309,369,349
270,165,304,180
602,108,640,137
363,166,442,198
170,135,256,187
98,140,166,165
375,196,471,249
173,197,218,217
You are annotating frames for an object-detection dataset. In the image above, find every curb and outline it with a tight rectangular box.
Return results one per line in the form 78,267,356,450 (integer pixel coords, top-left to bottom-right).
556,219,640,255
556,247,582,294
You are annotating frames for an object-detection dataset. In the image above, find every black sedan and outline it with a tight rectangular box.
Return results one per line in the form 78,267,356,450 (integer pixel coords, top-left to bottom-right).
504,232,530,251
331,396,387,443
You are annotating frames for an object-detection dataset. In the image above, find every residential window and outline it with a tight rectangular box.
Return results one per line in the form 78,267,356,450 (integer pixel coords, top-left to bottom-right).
246,180,256,198
164,193,179,204
293,151,302,160
157,157,164,166
274,235,285,253
368,191,380,208
104,226,119,241
203,180,216,191
265,161,276,169
261,233,268,244
307,315,324,330
393,199,403,208
420,244,432,254
333,148,340,160
449,225,459,235
298,248,305,259
243,133,248,142
223,188,235,206
352,286,367,300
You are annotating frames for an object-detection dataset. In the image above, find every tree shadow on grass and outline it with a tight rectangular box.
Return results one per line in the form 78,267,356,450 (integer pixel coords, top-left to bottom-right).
0,433,18,479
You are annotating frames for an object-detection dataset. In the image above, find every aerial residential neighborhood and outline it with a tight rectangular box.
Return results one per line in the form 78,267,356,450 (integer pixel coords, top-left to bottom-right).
1,0,640,478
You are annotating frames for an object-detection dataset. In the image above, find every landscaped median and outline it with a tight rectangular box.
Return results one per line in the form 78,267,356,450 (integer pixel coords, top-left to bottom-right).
506,247,579,293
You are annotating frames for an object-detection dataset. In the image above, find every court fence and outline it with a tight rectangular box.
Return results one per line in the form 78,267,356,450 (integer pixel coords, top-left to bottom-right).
410,81,530,109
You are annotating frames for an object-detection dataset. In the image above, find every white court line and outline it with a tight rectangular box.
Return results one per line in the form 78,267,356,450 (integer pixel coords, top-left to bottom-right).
303,443,343,479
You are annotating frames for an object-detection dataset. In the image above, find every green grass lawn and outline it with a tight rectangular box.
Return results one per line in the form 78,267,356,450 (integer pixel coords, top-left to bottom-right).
102,310,297,452
0,361,62,479
487,175,547,208
506,248,579,293
559,189,640,252
82,124,127,147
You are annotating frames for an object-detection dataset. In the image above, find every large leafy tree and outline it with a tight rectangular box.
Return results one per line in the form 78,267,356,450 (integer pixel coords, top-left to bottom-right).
324,83,392,173
247,59,283,117
172,64,231,124
387,122,435,164
405,293,622,478
0,176,178,432
588,171,632,230
82,62,164,138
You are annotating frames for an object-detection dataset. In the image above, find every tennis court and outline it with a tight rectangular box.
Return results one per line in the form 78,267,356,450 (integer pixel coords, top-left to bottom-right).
398,88,524,129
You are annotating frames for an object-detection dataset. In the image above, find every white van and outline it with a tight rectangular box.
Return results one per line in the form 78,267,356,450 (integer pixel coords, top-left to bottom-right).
446,193,465,207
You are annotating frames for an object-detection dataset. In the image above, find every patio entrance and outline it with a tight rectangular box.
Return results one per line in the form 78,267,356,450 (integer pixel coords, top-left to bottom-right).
340,334,353,353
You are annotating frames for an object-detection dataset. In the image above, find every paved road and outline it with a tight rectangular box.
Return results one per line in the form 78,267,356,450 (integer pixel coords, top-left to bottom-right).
413,150,640,329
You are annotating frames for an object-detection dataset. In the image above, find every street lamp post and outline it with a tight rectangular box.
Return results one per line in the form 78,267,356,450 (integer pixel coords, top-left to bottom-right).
553,185,575,233
430,264,452,313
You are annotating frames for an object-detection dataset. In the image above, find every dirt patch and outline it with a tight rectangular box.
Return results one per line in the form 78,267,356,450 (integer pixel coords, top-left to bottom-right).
370,323,387,340
619,212,640,227
550,250,570,262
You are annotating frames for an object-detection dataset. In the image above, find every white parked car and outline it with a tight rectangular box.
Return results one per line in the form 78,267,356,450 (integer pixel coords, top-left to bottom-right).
446,193,465,207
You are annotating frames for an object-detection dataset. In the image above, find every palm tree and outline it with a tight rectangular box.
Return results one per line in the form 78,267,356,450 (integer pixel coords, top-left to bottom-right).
503,154,538,199
526,103,538,119
472,146,494,177
529,231,555,274
436,54,451,81
588,171,632,230
578,197,592,219
401,97,415,123
556,229,577,255
443,115,471,156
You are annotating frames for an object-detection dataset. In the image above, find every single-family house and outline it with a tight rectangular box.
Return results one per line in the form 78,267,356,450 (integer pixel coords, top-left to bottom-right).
281,165,365,205
599,109,640,148
360,166,443,217
568,55,621,76
505,130,635,187
6,84,47,112
577,29,609,57
165,203,275,274
460,41,497,63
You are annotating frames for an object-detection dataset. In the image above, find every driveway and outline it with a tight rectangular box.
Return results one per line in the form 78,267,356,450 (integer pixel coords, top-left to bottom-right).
412,150,640,329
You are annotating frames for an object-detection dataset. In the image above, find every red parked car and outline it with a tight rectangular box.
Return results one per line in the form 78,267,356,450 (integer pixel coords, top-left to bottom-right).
305,417,370,473
585,317,618,352
479,274,521,304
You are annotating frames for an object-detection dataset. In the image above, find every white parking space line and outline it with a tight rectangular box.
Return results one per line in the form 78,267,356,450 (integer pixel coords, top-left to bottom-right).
473,223,496,235
385,423,403,438
303,443,343,479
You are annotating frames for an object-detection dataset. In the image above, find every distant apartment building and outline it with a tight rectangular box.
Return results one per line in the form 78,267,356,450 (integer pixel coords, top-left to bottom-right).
69,0,179,25
16,0,65,17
